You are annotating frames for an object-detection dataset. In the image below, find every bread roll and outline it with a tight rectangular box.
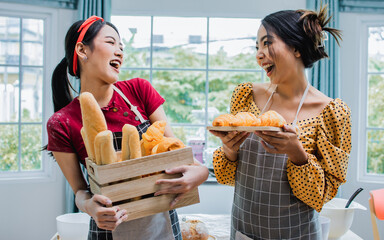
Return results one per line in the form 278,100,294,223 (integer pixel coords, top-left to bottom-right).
79,92,107,161
259,110,286,127
141,121,166,156
212,113,236,126
180,219,209,240
94,130,117,165
151,137,185,155
230,112,259,126
121,124,142,161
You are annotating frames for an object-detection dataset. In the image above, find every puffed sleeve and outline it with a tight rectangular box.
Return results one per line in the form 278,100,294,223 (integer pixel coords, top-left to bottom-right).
287,99,352,212
213,82,253,185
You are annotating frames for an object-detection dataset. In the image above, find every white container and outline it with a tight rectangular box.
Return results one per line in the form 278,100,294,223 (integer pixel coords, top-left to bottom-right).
319,198,366,240
56,212,90,240
319,215,330,240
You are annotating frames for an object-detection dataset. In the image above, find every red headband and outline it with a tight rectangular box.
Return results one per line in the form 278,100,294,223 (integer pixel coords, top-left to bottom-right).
73,15,104,75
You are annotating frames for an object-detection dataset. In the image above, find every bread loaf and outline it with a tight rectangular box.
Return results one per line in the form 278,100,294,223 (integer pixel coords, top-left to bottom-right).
229,112,259,126
141,120,166,156
121,124,142,160
79,92,107,161
259,110,286,127
151,137,185,155
212,113,236,126
94,130,117,165
180,219,209,240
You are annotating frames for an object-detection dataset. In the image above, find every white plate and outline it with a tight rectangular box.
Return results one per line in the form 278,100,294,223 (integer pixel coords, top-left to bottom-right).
207,126,282,132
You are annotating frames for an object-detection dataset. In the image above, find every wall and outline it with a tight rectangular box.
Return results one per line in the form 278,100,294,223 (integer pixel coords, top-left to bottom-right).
0,2,77,240
339,11,384,240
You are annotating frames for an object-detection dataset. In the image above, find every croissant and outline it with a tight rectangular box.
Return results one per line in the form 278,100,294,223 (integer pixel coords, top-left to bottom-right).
212,113,236,126
151,137,185,155
141,120,166,156
229,112,259,126
259,110,286,127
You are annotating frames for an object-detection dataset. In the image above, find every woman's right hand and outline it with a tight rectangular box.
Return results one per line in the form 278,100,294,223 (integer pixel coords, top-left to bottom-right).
209,130,250,161
85,194,128,231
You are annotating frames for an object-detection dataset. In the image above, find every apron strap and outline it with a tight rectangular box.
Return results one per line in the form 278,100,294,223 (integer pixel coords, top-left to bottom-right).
292,81,310,127
260,81,310,127
112,85,146,124
260,84,277,115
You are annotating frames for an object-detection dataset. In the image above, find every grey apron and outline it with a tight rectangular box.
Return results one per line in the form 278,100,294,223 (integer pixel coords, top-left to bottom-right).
87,86,179,240
232,83,321,240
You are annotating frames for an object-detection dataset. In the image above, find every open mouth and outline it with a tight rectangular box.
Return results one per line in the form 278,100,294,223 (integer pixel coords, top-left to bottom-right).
262,63,274,75
109,60,121,71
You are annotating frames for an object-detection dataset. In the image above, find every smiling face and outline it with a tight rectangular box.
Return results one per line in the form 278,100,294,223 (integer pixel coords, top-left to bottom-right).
256,25,301,84
82,25,124,85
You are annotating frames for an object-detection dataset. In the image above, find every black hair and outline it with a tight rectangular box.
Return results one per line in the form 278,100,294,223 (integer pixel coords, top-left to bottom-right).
261,5,342,68
51,19,119,112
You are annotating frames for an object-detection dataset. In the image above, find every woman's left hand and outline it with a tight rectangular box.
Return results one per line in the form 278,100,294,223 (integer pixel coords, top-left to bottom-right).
154,163,209,207
255,124,307,165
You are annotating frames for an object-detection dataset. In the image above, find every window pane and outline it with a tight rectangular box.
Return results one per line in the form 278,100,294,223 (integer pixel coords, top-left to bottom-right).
0,66,19,122
209,18,260,69
0,124,19,171
0,41,20,65
22,18,44,66
21,124,42,171
112,16,151,68
119,69,150,81
208,71,263,116
367,74,384,127
172,126,205,164
367,130,384,174
21,67,43,122
152,70,205,124
0,16,20,40
153,17,207,68
368,27,384,73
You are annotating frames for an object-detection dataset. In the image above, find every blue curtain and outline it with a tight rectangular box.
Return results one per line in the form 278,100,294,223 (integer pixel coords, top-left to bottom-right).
306,0,340,99
78,0,111,21
65,0,111,214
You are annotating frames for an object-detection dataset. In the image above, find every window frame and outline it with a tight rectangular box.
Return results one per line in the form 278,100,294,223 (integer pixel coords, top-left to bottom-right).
357,16,384,183
0,3,57,183
111,15,265,176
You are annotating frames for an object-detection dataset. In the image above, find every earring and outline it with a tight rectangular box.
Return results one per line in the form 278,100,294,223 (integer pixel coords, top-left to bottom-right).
83,56,87,61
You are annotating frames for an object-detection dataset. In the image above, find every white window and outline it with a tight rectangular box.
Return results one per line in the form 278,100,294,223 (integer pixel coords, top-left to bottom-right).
0,8,54,181
365,25,384,176
357,18,384,182
111,16,264,170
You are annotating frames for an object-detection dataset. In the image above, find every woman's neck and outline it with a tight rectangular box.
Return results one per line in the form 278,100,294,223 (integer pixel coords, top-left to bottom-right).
274,73,308,101
80,77,114,108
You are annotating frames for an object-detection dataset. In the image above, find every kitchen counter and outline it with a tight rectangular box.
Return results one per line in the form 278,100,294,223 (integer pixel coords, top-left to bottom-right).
179,214,363,240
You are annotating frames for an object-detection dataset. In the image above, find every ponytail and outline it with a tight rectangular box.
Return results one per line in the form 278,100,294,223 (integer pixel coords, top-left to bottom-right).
51,57,73,112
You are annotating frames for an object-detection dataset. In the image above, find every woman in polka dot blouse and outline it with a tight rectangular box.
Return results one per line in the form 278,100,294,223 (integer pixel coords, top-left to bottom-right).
209,5,351,240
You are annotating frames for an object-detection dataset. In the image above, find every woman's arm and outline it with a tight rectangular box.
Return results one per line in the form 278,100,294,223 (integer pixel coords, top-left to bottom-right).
52,151,127,230
149,105,209,207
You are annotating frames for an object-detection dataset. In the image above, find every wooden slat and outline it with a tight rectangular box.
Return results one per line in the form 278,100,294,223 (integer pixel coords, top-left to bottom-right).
86,147,194,185
90,173,182,202
119,188,200,222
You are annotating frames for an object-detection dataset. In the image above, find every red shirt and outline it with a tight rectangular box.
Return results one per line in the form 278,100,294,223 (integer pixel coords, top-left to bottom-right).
47,78,165,164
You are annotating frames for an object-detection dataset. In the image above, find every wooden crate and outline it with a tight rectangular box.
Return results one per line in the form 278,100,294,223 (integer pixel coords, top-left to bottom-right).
86,147,200,221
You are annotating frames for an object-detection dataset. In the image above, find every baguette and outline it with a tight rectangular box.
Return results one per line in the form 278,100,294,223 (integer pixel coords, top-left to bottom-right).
79,92,107,161
94,130,117,165
121,124,142,161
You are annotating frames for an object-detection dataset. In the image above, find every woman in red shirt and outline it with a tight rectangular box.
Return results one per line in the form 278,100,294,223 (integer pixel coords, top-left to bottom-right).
46,16,208,240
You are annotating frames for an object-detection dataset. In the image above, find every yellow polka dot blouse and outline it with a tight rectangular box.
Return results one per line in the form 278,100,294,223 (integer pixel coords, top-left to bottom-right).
212,82,352,212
